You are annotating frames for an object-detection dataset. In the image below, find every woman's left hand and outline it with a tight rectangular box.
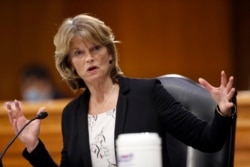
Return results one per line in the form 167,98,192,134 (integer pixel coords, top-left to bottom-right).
198,71,236,116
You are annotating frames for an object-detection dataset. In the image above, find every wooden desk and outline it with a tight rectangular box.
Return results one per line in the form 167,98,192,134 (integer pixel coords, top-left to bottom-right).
234,91,250,167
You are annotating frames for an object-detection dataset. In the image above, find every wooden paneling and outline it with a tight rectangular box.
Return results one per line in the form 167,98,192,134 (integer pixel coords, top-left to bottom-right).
115,1,234,83
0,91,250,167
234,0,250,90
0,0,237,101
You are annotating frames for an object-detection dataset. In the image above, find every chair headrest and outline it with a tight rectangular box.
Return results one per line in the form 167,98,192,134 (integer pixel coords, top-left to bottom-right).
157,74,217,121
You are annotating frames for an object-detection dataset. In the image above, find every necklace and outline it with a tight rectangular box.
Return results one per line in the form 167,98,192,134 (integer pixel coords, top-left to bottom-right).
102,84,115,109
91,84,115,115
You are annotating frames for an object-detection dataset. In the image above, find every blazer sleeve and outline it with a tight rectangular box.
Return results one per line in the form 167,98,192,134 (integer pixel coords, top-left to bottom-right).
152,80,234,152
22,140,58,167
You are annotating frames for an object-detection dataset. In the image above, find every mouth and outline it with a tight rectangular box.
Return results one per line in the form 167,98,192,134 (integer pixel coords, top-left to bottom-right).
87,66,98,72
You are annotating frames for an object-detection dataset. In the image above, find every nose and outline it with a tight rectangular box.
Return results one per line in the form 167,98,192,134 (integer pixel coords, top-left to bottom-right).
85,51,94,63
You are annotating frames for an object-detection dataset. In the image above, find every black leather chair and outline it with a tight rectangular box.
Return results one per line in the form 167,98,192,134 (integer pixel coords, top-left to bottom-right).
157,74,237,167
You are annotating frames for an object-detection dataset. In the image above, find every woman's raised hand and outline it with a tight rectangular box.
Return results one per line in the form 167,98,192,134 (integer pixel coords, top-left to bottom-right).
198,71,236,116
5,100,45,152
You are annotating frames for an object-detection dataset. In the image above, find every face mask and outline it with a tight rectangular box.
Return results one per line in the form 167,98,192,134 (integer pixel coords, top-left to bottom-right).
23,88,50,101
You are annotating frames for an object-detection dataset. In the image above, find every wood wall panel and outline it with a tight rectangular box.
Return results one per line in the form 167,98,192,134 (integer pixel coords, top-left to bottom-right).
0,1,73,101
0,0,238,101
234,0,250,90
116,1,234,84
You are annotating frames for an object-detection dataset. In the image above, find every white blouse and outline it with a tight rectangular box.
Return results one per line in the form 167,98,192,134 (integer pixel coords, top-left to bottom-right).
88,108,117,167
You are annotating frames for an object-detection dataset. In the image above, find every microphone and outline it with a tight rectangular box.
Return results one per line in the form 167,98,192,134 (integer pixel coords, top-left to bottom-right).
0,111,48,167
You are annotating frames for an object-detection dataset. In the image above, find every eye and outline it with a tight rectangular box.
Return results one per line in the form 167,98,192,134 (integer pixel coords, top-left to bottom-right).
90,45,102,52
73,50,84,57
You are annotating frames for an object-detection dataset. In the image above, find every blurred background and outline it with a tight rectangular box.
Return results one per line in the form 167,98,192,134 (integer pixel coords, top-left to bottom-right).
0,0,249,101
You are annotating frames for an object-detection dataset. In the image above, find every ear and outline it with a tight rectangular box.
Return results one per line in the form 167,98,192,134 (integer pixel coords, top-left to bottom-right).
108,54,113,64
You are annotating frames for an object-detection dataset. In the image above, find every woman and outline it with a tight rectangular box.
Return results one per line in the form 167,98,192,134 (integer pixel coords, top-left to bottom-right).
5,14,236,167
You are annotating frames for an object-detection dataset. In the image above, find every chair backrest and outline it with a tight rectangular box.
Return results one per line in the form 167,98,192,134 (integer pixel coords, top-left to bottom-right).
157,74,237,167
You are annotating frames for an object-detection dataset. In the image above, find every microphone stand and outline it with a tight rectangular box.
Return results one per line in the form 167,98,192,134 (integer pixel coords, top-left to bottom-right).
0,112,48,167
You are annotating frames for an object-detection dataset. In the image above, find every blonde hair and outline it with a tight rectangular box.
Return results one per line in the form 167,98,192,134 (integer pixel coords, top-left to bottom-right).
54,14,123,91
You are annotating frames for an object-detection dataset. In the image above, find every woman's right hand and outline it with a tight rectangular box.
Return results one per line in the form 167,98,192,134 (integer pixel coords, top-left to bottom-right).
5,100,45,153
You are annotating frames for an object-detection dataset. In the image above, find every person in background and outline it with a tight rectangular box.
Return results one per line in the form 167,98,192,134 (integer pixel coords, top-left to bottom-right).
5,14,236,167
20,65,64,102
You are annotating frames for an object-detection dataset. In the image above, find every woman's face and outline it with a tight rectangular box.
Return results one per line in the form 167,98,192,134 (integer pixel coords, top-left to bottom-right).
69,36,112,85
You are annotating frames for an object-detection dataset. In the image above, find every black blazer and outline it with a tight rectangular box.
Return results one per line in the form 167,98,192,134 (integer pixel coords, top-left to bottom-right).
23,76,233,167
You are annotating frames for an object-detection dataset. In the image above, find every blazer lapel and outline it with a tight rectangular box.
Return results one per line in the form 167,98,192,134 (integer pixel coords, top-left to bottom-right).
115,76,130,139
78,90,92,167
